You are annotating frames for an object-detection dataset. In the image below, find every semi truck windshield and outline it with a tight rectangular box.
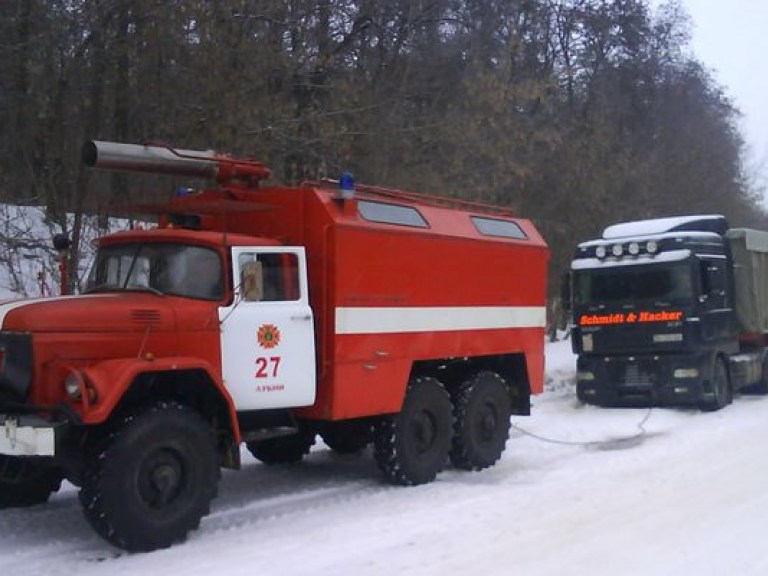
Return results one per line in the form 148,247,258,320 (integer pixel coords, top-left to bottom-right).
574,262,693,308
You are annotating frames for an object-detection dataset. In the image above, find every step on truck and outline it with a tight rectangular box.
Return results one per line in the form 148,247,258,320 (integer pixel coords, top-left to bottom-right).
569,214,768,410
0,140,549,551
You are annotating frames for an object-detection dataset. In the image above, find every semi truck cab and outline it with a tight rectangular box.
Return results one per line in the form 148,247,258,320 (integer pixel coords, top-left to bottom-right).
570,214,768,410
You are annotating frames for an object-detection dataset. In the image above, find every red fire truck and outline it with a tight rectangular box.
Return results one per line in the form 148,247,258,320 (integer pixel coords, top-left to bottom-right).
0,141,549,551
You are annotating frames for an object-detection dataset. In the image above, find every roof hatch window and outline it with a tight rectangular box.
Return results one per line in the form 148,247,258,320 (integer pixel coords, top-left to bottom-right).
358,200,428,228
472,216,527,239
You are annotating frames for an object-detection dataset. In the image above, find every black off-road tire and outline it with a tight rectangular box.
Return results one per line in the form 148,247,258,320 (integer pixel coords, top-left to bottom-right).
0,456,62,508
373,377,453,486
450,371,512,471
246,429,316,464
79,403,219,552
319,420,373,455
701,357,731,412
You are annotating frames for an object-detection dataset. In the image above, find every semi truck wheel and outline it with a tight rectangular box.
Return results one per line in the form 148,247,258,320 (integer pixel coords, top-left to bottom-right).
0,456,62,508
449,371,512,471
751,355,768,394
79,403,219,552
246,429,315,464
373,377,452,486
701,357,730,412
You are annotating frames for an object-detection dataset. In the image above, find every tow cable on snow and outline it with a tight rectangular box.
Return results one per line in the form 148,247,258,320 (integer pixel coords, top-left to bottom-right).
509,407,654,451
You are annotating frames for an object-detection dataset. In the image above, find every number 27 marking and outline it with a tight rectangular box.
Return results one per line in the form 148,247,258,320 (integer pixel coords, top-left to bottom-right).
255,356,281,378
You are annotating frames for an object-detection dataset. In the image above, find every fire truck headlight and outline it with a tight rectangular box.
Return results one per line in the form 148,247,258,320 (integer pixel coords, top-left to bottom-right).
646,240,659,254
595,246,607,259
611,244,623,257
628,242,640,255
64,372,82,400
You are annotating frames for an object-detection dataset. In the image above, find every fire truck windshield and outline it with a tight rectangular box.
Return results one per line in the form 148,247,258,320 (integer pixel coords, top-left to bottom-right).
574,262,693,310
84,243,223,300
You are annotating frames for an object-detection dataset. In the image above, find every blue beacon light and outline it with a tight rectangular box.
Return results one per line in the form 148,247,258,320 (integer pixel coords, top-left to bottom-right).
338,172,355,200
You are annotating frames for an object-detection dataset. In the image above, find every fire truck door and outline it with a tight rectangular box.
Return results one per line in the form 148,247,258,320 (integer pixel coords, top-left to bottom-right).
219,247,316,410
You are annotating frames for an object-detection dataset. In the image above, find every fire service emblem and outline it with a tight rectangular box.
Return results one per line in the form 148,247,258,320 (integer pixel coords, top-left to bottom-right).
257,324,281,349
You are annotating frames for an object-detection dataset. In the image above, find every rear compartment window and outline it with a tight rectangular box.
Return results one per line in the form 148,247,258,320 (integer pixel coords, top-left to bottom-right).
472,216,527,239
358,200,428,228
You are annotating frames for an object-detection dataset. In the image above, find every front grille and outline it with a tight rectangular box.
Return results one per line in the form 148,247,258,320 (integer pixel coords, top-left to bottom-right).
0,332,33,402
622,364,653,387
607,359,656,389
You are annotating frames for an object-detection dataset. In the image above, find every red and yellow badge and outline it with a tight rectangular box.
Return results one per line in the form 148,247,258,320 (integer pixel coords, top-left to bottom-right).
257,323,281,349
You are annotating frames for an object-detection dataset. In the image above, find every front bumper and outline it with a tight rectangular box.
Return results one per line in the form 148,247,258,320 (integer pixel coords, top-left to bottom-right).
577,353,711,407
0,415,64,457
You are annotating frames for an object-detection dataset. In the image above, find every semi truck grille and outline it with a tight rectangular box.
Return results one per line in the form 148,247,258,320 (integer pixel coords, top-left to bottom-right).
622,364,653,387
607,360,656,389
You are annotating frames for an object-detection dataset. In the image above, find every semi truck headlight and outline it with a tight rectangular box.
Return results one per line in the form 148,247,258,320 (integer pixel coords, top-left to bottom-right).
673,368,699,379
653,333,683,343
577,371,595,381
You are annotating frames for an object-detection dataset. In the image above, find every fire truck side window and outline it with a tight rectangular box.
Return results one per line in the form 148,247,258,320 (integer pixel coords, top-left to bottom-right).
238,252,299,302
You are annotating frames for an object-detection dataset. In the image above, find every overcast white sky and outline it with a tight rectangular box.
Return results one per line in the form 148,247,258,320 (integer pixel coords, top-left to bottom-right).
673,0,768,182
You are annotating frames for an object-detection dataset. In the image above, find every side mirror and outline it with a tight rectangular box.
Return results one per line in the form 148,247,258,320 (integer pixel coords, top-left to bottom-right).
560,272,572,315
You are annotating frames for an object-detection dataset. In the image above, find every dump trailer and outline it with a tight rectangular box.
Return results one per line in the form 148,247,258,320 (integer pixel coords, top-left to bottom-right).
570,214,768,411
0,140,549,551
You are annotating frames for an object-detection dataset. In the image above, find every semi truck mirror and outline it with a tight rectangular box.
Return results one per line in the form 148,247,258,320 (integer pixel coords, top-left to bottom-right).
560,272,571,314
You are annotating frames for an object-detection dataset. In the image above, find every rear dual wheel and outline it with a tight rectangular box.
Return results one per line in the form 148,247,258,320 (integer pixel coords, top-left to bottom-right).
373,377,453,486
320,420,373,455
751,355,768,394
246,428,316,464
450,371,512,471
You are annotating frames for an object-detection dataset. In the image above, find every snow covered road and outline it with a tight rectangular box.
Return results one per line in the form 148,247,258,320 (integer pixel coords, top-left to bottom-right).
2,340,767,575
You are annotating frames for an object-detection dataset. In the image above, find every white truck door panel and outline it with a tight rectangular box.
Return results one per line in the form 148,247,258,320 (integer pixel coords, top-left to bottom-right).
219,247,316,410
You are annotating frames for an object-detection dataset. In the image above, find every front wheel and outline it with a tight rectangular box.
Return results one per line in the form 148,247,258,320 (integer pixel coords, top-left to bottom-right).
373,376,453,486
450,371,512,471
701,357,731,412
0,456,62,508
79,403,219,552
